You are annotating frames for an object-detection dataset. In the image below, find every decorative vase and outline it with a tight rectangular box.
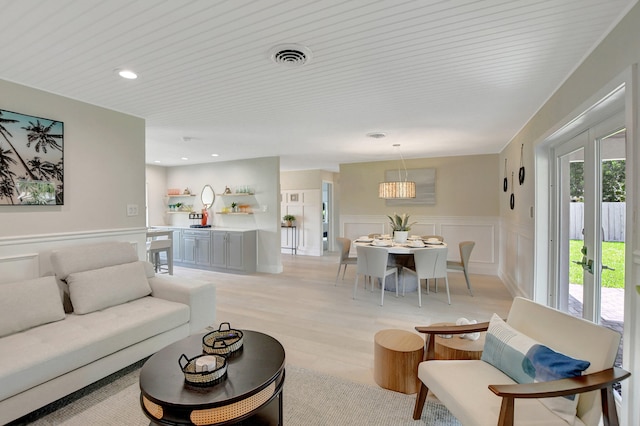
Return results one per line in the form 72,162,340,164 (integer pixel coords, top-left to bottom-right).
201,209,208,226
393,231,408,244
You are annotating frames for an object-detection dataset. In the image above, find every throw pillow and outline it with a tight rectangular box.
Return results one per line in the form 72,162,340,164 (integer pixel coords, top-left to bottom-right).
66,261,152,314
481,313,590,423
0,276,66,337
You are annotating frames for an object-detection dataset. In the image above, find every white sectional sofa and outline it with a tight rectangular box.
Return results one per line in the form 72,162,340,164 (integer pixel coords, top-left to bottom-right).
0,241,216,424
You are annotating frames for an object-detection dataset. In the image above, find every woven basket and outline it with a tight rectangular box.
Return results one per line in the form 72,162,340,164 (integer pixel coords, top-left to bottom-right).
179,353,227,387
203,322,244,356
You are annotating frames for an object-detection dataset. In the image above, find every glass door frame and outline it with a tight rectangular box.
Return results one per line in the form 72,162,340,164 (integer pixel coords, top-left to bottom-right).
534,69,638,424
550,115,625,323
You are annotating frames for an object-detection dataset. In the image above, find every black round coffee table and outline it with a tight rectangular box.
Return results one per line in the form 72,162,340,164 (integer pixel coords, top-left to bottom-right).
139,330,286,425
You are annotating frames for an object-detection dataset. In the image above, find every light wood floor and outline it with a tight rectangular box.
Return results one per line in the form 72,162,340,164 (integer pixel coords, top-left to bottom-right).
172,252,514,387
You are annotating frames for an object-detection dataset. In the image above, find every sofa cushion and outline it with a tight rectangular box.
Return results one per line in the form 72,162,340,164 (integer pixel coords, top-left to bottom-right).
0,276,66,338
418,360,586,426
51,241,139,281
481,313,590,423
66,261,152,314
0,295,190,402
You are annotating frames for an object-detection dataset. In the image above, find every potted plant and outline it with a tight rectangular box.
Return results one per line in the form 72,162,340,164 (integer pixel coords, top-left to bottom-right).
231,202,238,212
387,213,416,243
283,214,296,227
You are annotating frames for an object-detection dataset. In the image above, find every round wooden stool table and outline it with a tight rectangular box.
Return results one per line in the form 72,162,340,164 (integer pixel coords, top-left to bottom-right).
373,329,424,394
432,322,486,360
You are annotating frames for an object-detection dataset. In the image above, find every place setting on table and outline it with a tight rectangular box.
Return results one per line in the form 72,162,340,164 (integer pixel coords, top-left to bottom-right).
353,235,446,252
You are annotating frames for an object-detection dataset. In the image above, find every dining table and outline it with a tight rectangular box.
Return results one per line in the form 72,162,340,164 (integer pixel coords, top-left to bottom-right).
353,237,447,292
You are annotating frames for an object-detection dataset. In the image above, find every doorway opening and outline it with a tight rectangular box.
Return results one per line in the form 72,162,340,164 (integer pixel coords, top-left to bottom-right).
322,182,332,252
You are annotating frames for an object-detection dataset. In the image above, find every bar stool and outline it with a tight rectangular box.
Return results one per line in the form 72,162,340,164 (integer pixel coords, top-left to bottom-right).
147,239,173,275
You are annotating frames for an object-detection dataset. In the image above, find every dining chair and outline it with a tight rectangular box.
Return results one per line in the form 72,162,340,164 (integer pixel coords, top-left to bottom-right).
354,245,398,306
335,237,357,285
406,248,438,307
354,245,370,293
412,247,450,305
446,241,475,296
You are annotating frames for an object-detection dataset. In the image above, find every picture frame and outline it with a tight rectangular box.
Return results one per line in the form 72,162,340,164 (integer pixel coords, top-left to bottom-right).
0,108,64,205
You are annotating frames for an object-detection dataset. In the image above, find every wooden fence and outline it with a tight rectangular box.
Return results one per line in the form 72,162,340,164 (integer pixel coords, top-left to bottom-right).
570,202,625,242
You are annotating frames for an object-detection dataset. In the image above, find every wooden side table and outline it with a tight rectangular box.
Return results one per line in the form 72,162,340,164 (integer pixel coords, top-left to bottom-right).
373,329,424,394
432,322,485,360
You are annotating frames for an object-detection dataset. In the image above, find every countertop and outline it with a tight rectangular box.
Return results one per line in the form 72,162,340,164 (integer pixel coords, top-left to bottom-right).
150,225,256,232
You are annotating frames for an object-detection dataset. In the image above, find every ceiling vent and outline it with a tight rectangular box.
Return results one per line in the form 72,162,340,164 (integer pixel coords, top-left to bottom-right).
269,44,312,67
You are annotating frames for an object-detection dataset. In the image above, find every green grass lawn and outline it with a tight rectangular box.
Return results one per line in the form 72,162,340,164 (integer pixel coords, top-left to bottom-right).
569,240,625,288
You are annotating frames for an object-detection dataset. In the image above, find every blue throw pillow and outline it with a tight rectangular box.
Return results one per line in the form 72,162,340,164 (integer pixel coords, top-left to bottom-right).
481,314,590,423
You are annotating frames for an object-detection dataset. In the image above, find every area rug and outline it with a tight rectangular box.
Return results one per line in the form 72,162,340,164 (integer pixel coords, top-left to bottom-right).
20,364,460,425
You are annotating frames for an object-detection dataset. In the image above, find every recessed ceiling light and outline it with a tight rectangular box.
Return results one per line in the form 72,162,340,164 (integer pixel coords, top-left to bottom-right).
181,157,188,161
211,154,219,157
154,160,161,163
116,69,138,79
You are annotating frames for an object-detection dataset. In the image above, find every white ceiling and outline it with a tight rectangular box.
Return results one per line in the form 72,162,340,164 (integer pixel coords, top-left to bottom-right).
0,0,635,171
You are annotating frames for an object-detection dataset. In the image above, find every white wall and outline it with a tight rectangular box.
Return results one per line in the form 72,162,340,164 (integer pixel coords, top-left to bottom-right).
498,4,640,424
146,157,282,273
0,79,147,278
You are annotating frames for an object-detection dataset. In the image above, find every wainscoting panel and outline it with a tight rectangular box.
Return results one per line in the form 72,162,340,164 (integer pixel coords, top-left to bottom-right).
440,222,495,264
498,220,535,298
0,253,40,283
341,215,499,275
344,220,386,240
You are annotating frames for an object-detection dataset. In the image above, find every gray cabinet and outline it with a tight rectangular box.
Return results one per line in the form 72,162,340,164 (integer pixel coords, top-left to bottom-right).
211,230,256,273
181,229,211,266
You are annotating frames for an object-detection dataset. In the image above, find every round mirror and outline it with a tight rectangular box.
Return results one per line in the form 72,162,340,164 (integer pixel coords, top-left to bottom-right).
201,185,215,209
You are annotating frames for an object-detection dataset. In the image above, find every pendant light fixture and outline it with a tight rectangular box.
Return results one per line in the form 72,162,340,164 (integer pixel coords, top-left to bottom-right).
379,144,416,199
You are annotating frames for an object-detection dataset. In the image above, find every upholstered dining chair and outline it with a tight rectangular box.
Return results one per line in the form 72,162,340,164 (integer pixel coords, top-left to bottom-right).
428,246,450,304
335,237,358,285
447,241,475,296
354,245,370,293
404,248,438,307
354,245,398,306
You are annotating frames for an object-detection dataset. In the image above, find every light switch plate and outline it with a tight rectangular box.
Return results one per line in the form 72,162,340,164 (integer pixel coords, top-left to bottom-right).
127,204,139,216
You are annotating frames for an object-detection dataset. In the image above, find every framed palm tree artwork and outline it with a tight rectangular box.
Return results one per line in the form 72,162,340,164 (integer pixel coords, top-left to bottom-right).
0,108,63,205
